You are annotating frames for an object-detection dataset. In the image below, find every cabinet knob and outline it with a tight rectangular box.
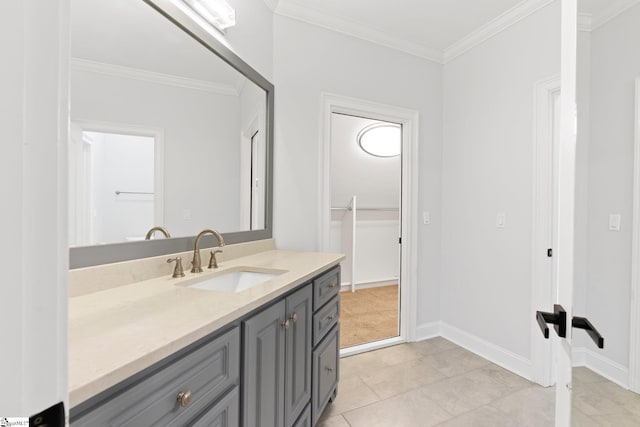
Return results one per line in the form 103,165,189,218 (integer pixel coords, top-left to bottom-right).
326,366,334,373
328,282,336,289
327,314,335,321
177,390,193,407
281,319,290,329
289,312,298,323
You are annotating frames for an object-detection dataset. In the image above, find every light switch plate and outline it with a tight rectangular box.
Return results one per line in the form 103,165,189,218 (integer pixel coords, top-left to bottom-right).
609,214,621,231
423,211,431,225
497,213,506,228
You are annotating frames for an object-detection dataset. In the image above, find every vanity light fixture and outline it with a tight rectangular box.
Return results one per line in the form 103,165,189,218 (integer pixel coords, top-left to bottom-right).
181,0,236,33
357,123,401,157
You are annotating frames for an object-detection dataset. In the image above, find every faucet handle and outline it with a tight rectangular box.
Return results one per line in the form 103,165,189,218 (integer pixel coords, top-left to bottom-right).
208,249,223,269
167,257,185,278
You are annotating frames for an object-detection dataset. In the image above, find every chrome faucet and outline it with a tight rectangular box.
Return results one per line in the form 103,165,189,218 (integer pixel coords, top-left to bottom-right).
145,226,171,240
191,229,225,273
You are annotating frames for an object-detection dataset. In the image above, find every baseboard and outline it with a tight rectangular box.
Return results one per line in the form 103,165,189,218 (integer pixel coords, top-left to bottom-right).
439,323,534,381
572,347,587,367
572,346,629,389
340,278,398,291
413,321,442,341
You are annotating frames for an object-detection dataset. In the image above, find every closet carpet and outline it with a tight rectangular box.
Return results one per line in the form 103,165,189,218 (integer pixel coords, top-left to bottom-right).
340,285,399,348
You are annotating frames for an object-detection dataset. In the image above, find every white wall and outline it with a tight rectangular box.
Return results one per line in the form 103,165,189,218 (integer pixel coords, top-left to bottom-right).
441,2,560,364
572,29,592,350
273,15,443,325
584,4,640,369
0,0,69,417
71,69,242,236
225,0,274,81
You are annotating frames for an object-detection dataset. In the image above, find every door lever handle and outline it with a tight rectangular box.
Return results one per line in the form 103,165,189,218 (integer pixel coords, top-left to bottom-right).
572,316,604,348
536,304,567,338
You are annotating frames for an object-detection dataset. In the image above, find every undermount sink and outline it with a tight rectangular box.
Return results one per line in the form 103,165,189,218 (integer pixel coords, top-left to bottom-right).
185,268,284,293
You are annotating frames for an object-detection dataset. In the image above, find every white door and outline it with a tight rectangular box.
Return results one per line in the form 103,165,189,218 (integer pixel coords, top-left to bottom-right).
555,0,577,425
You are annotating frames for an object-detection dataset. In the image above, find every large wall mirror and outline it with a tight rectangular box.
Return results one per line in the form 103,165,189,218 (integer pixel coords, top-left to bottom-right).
69,0,274,268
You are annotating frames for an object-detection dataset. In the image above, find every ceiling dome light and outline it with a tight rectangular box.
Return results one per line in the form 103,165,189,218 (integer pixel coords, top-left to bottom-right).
357,123,401,157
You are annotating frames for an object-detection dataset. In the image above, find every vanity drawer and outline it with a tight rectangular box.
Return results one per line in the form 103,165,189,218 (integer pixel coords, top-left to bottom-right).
312,325,339,425
72,327,240,427
190,385,239,427
313,267,340,311
313,295,339,346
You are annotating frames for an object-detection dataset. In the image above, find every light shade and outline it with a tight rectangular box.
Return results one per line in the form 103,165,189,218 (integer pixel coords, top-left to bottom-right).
357,123,401,157
182,0,236,33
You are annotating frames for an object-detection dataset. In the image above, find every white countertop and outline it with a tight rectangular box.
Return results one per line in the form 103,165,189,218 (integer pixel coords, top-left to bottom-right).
69,249,344,407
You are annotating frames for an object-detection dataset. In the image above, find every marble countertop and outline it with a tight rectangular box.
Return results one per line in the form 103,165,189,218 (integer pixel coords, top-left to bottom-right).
69,249,344,407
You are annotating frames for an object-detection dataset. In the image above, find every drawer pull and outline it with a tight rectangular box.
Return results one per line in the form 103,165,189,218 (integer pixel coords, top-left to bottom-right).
328,282,337,289
177,390,193,407
326,367,334,373
289,312,298,323
281,319,290,329
327,314,335,321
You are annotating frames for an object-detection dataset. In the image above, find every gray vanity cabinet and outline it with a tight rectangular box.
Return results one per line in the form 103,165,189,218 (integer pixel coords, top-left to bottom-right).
311,267,340,425
243,284,313,427
71,327,240,426
70,266,340,427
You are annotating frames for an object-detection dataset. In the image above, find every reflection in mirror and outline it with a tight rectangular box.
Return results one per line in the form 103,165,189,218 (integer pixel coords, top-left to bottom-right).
69,0,268,248
572,1,640,424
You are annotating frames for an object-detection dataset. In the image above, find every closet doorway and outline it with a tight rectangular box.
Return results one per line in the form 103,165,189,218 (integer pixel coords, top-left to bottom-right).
328,113,402,350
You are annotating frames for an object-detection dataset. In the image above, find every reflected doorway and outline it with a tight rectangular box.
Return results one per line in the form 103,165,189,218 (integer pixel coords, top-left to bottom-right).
68,122,164,246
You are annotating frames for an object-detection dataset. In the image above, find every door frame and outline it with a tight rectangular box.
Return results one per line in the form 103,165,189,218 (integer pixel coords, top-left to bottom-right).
319,93,419,354
531,75,561,387
630,76,640,393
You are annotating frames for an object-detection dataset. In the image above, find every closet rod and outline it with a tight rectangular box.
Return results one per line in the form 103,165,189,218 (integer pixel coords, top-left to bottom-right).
330,207,398,211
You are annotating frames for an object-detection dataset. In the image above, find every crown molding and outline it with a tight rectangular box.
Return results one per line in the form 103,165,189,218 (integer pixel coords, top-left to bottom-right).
591,0,640,30
274,1,444,64
578,13,592,32
275,0,561,65
443,0,555,63
71,58,239,96
262,0,280,12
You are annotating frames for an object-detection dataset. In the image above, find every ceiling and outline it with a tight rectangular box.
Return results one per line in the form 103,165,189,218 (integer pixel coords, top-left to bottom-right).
272,0,640,61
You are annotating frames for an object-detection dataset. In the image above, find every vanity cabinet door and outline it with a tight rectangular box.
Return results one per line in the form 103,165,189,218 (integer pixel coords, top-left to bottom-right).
243,300,287,427
312,325,339,426
285,285,313,427
291,404,311,427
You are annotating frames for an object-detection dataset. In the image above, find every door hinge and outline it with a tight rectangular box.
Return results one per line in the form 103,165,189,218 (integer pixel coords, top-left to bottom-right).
547,248,553,257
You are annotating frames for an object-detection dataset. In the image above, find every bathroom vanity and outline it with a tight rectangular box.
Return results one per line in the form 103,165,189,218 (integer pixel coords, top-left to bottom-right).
69,241,343,426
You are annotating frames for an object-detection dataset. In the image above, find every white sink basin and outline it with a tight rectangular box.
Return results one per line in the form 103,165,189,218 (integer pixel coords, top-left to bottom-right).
186,269,282,293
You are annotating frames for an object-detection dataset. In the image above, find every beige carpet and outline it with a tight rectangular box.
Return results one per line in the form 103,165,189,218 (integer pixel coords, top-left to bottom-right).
339,285,399,348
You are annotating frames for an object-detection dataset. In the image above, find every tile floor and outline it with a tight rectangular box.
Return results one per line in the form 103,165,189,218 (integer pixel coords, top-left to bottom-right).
317,338,640,426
